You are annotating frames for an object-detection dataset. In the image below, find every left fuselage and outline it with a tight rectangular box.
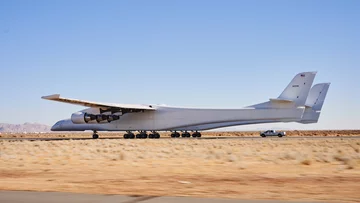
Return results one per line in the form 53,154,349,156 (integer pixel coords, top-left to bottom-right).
51,105,304,131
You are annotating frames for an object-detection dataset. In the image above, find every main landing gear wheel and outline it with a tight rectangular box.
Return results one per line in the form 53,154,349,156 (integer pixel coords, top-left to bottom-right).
92,131,99,139
136,132,148,139
124,133,135,139
149,132,160,139
171,132,180,138
192,132,201,138
181,132,191,138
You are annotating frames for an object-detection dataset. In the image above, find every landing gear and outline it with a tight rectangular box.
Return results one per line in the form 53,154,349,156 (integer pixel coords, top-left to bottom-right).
181,132,191,138
149,132,160,139
136,131,149,139
123,131,160,139
124,131,135,139
192,132,201,138
171,132,180,138
170,131,201,138
92,131,99,139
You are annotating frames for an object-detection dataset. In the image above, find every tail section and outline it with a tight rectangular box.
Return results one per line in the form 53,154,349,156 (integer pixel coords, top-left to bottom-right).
298,83,331,124
276,71,317,106
250,71,317,108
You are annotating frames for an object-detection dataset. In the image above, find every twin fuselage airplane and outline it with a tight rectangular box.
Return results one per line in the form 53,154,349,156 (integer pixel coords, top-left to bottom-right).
43,72,330,139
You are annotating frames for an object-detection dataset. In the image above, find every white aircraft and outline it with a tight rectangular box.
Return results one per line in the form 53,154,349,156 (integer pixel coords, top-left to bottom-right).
42,71,330,139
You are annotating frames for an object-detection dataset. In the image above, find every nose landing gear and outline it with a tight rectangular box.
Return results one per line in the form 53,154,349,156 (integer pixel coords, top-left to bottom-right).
92,131,99,139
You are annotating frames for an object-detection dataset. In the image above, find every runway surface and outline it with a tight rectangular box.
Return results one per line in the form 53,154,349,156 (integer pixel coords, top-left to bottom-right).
0,191,326,203
0,136,359,142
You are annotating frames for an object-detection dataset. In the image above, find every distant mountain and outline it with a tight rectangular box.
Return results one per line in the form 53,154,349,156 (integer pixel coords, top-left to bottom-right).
0,123,51,133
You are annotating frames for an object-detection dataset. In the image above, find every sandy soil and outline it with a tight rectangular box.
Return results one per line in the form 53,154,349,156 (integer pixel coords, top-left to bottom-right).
1,136,360,202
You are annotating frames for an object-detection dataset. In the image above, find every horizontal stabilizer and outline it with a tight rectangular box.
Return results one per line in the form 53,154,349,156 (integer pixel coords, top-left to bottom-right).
269,98,294,103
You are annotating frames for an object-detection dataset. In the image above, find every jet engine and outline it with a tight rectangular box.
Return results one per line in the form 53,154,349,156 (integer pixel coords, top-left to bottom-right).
107,115,120,122
71,112,120,124
71,112,96,124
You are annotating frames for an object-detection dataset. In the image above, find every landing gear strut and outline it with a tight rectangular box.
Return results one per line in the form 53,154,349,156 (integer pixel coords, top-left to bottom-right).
92,131,99,139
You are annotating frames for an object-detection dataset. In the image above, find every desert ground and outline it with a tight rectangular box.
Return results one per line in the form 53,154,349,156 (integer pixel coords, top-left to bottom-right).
0,131,360,202
0,130,359,139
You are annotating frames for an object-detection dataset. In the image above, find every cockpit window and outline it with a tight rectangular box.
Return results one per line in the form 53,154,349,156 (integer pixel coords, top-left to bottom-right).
54,120,63,126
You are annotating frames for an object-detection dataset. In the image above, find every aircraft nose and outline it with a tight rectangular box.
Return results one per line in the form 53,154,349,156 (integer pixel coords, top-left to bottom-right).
51,121,62,131
51,124,59,131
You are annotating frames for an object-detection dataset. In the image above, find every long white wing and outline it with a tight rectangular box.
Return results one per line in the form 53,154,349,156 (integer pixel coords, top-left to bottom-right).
41,94,155,111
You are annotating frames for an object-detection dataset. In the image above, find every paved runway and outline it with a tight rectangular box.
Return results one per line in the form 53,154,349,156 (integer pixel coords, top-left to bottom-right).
0,136,359,142
0,191,325,203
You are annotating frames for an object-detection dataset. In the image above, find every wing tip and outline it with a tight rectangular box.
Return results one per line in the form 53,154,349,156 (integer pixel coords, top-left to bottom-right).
41,94,60,100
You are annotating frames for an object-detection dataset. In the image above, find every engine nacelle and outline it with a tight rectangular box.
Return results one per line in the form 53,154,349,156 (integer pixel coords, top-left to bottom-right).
107,115,120,122
71,112,121,124
71,112,97,124
96,114,108,123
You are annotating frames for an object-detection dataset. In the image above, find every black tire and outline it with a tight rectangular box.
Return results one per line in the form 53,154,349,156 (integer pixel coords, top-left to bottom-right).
92,134,99,139
142,134,148,139
136,134,141,139
261,134,266,137
155,133,160,139
182,133,189,138
130,134,135,139
197,133,201,138
124,134,129,139
278,134,283,137
171,133,175,138
175,133,180,138
192,133,197,138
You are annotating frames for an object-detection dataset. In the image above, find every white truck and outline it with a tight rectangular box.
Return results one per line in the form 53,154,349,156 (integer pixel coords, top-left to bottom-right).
260,130,286,137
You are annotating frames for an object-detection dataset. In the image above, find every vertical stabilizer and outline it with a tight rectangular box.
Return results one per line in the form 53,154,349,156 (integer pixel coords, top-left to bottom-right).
277,71,317,106
250,71,317,109
298,83,331,123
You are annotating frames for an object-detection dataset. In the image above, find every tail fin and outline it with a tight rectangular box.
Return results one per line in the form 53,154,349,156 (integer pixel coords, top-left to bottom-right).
298,83,331,124
250,72,317,108
276,71,317,106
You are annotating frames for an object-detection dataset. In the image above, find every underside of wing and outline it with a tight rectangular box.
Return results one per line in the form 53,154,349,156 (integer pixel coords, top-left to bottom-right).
41,94,155,113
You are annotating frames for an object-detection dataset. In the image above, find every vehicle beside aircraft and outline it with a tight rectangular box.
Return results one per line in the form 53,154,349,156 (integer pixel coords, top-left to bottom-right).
43,71,329,139
260,130,286,137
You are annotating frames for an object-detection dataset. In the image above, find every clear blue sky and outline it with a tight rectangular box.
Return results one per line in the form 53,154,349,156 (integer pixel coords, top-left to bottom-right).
0,0,359,130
